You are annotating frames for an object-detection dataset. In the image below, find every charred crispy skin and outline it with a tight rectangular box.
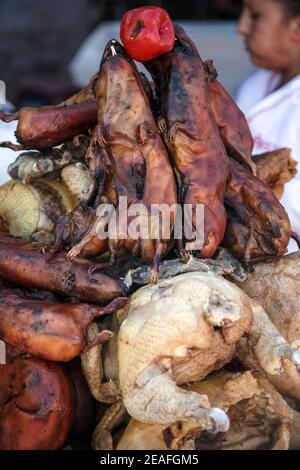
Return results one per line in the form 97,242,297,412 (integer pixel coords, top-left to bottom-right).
223,158,291,262
55,208,109,259
65,358,94,437
53,146,117,260
208,79,256,174
0,101,97,152
0,233,127,303
64,210,109,260
98,41,177,274
0,285,126,361
54,203,101,252
144,25,228,258
62,71,153,108
202,59,255,174
68,40,178,281
79,125,117,207
0,357,74,450
253,148,297,199
0,71,150,153
53,165,117,258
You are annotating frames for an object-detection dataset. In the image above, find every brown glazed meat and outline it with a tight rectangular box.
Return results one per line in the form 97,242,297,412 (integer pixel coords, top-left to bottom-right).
54,202,109,257
53,161,117,258
65,358,94,436
144,25,228,258
208,79,256,174
0,285,126,361
0,101,97,152
0,357,74,450
223,158,291,262
0,234,127,303
53,140,118,260
253,148,297,199
0,71,149,153
68,40,178,282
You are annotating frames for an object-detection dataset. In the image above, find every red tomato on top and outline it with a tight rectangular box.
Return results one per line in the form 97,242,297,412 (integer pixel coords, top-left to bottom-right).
120,6,175,62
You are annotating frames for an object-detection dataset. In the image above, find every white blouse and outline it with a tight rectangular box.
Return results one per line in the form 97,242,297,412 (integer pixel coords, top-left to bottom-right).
236,69,300,252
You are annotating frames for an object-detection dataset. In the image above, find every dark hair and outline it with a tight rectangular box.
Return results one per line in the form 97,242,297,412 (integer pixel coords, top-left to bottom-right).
276,0,300,17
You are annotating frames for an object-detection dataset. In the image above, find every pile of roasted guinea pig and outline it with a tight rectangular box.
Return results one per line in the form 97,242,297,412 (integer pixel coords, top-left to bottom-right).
0,24,300,451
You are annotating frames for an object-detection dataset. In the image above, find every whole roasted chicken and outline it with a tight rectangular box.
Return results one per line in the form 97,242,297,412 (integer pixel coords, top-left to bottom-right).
116,271,300,432
117,370,294,450
236,252,300,400
118,272,253,433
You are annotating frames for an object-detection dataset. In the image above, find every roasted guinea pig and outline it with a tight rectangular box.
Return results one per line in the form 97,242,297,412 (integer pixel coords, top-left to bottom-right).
0,357,74,450
0,284,127,361
0,101,97,152
54,202,109,258
144,25,229,259
204,62,256,175
53,164,115,258
253,148,297,199
0,77,98,152
0,233,127,304
67,40,178,282
64,358,95,437
223,158,292,263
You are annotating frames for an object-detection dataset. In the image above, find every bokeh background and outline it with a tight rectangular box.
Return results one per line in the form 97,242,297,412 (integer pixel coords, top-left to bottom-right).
0,0,251,107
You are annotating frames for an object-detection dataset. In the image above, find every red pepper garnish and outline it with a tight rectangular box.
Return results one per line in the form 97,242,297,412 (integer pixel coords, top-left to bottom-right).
120,6,175,62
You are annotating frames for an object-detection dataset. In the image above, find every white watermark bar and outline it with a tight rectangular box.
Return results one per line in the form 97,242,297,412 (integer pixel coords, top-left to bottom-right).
94,196,205,251
0,340,6,364
0,80,6,104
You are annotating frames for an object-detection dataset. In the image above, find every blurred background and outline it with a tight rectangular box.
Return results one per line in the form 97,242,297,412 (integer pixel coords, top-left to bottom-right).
0,0,252,108
0,0,256,183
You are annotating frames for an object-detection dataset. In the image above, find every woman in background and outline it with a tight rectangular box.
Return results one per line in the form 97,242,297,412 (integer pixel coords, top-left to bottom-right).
236,0,300,251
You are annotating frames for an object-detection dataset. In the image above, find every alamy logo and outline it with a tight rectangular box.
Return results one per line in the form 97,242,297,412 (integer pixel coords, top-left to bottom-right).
94,197,205,251
0,80,6,104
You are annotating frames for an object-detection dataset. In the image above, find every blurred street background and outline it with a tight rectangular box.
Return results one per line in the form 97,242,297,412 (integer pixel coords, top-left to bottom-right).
0,0,251,107
0,1,254,181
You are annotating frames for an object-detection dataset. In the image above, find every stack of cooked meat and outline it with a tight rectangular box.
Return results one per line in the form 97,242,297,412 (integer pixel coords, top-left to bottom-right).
0,26,299,451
